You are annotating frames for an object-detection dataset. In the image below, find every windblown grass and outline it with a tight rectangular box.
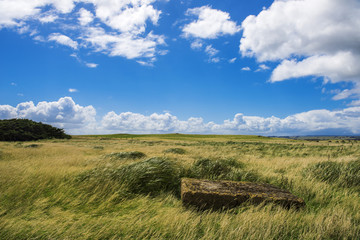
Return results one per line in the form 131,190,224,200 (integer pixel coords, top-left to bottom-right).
305,159,360,189
105,151,146,160
163,147,186,154
0,135,359,239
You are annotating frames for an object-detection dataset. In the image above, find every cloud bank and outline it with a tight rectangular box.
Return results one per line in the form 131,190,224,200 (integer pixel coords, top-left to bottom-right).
1,97,360,135
240,0,360,100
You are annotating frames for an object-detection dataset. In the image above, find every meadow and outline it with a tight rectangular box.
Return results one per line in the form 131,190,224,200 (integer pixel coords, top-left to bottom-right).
0,134,359,239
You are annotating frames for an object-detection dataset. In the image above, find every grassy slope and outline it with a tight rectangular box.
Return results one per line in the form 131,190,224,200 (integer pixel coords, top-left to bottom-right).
0,135,359,239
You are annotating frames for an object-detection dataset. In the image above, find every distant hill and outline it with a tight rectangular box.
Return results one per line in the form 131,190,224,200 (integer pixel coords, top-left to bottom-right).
0,119,71,141
271,136,360,141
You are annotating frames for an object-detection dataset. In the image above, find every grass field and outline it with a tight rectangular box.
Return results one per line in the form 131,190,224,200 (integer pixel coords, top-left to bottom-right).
0,134,359,239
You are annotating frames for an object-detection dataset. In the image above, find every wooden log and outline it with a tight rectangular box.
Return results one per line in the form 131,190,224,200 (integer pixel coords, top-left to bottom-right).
181,178,305,210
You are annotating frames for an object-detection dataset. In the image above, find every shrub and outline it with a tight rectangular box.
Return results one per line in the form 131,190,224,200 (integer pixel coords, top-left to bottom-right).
0,119,71,141
163,148,186,154
105,151,146,160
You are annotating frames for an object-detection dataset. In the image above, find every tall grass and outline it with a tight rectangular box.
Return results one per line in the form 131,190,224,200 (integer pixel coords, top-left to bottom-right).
305,159,360,189
105,151,146,160
0,136,359,239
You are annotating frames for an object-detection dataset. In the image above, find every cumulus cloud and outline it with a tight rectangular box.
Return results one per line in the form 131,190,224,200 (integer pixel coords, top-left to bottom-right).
240,0,360,100
183,6,240,39
241,67,251,71
78,8,94,26
48,33,78,49
0,0,166,63
85,0,160,34
0,97,96,133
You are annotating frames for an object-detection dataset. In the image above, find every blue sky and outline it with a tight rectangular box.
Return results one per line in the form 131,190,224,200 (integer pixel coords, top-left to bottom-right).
1,0,360,135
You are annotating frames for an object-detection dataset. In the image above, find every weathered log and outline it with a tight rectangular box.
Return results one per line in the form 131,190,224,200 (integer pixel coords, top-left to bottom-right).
181,178,305,210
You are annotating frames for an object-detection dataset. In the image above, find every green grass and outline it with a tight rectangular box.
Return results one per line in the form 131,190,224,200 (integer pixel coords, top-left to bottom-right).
0,135,359,239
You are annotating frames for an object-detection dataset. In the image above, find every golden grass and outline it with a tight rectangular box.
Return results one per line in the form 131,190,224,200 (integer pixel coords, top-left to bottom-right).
0,136,359,239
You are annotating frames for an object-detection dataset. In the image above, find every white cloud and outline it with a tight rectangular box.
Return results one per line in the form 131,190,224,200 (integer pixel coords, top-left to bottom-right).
101,107,360,135
183,6,240,39
228,58,236,63
240,0,360,100
241,67,251,71
82,27,165,59
190,39,203,50
0,0,46,27
85,0,160,34
271,52,360,83
349,100,360,106
136,60,154,67
0,97,96,133
255,64,270,72
2,97,360,135
85,63,98,68
204,45,218,57
48,33,78,49
0,0,166,63
204,45,220,63
209,57,220,63
0,0,75,27
78,8,94,26
38,13,58,23
68,88,78,93
259,64,269,70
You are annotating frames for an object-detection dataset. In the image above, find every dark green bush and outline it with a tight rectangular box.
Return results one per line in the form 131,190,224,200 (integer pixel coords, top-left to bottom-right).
105,151,146,160
0,119,71,141
163,148,186,154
